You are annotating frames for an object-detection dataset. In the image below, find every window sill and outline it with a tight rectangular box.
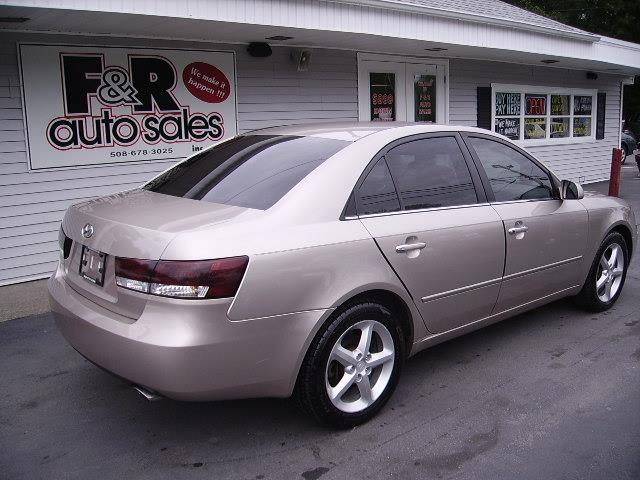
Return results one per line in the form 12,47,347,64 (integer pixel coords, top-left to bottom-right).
513,136,597,147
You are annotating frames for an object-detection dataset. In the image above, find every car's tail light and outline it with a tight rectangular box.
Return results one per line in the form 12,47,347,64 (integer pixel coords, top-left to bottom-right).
58,227,72,259
114,256,249,299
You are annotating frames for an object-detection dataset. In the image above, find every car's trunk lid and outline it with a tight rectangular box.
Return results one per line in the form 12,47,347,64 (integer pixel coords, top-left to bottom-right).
61,189,252,320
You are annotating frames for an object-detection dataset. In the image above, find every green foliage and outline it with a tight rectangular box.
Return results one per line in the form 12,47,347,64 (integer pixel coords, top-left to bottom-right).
504,0,640,119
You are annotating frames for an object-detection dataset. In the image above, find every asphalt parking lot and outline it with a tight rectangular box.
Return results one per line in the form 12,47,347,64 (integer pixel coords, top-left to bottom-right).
1,165,639,480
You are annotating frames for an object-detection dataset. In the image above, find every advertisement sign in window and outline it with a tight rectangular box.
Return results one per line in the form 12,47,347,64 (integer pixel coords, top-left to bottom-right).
551,95,570,115
18,44,237,170
495,92,521,116
573,117,592,137
369,73,396,121
494,118,520,140
525,95,546,116
414,74,436,123
550,117,570,138
573,96,593,116
524,118,546,139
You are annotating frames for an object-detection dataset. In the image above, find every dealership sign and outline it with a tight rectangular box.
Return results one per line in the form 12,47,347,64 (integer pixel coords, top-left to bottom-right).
18,44,237,170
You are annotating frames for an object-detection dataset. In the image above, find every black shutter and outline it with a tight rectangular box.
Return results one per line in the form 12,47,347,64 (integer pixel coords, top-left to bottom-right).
477,87,492,130
596,92,606,140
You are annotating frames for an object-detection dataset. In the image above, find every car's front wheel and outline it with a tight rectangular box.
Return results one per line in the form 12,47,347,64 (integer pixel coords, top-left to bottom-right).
575,231,629,311
295,301,404,428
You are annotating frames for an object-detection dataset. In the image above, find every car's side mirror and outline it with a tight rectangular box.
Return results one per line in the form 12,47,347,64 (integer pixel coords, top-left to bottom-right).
561,179,584,200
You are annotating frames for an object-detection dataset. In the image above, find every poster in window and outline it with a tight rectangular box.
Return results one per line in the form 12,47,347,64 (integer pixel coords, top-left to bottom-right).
495,92,521,116
550,117,570,138
551,95,570,115
573,117,592,137
573,96,593,115
525,94,546,116
524,118,546,139
18,43,237,170
495,117,520,140
370,73,395,121
413,74,436,123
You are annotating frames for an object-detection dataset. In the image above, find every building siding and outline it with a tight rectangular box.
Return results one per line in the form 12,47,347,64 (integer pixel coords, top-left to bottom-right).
0,31,625,285
450,58,622,184
0,32,357,285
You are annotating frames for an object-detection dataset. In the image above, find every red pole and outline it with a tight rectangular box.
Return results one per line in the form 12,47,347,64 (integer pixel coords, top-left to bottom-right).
608,147,624,197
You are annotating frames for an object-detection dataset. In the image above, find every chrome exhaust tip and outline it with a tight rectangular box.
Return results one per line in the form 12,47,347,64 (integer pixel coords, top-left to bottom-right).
133,385,163,401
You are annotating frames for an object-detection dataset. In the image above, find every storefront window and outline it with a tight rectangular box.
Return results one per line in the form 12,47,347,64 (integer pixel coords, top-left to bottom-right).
370,73,396,121
492,85,596,142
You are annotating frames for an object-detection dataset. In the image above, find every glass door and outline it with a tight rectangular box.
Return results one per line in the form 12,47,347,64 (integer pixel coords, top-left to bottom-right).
405,63,445,123
358,58,447,123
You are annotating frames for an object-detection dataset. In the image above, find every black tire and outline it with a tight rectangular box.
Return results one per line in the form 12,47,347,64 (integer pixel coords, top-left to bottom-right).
294,301,405,428
621,144,628,164
574,232,629,312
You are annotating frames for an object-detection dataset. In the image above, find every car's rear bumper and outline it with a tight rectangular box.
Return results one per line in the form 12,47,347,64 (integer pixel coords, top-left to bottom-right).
48,265,328,401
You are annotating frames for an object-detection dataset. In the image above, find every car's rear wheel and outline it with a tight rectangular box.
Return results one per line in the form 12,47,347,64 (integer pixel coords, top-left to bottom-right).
295,301,404,428
575,232,628,311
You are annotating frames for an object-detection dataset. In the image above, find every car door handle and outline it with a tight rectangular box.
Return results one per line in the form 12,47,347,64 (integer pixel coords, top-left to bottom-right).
508,226,529,235
395,242,427,253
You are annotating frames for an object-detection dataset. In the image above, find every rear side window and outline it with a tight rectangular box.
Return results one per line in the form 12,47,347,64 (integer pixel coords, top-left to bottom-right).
467,136,554,202
385,136,478,210
356,158,400,215
144,135,350,210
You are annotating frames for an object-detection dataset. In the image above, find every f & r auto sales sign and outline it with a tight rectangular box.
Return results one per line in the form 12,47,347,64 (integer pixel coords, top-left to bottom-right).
18,44,237,170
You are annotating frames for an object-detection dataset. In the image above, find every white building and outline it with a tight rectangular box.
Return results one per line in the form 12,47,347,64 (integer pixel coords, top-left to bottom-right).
0,0,639,285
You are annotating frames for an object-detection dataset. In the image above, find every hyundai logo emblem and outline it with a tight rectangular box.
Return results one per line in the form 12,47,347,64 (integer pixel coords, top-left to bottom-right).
82,223,94,238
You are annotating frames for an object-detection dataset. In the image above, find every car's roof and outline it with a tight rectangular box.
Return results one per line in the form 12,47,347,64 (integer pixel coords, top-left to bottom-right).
250,122,504,142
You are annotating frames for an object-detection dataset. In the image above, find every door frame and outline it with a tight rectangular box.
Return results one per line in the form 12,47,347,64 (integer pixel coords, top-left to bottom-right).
357,53,450,124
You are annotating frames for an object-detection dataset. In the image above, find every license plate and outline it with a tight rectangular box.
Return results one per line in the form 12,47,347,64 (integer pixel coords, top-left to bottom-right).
79,246,106,287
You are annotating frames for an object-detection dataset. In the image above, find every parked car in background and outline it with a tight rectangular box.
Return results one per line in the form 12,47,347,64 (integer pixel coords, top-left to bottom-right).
621,129,637,164
624,113,640,139
49,123,636,427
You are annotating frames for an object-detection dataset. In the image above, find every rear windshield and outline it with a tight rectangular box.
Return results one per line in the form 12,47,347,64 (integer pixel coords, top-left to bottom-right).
143,135,350,210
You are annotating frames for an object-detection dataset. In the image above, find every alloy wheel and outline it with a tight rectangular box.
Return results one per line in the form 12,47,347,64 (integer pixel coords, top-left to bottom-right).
325,319,395,413
596,243,624,303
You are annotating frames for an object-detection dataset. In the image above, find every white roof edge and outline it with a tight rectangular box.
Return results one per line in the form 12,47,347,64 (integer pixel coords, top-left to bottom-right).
598,35,640,52
334,0,600,42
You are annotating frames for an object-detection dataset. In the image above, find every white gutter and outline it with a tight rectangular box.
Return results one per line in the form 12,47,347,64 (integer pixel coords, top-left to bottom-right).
333,0,600,43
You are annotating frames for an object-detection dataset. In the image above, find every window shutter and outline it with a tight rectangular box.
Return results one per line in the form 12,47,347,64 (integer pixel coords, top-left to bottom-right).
596,92,606,140
477,87,492,130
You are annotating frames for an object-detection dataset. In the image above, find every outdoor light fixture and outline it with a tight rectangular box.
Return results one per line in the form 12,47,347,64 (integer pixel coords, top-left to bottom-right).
0,17,29,23
247,42,273,57
265,35,294,41
540,59,559,64
424,47,447,52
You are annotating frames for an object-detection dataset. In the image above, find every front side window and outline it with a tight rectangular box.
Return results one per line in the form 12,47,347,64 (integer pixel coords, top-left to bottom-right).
144,135,350,210
385,136,478,210
467,136,554,202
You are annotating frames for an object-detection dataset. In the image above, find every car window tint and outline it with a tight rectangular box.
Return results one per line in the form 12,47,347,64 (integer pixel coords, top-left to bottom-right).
143,135,350,210
385,136,477,210
467,137,553,202
357,157,400,215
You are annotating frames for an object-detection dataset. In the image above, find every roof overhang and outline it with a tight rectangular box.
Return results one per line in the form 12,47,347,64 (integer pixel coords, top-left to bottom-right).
1,0,639,75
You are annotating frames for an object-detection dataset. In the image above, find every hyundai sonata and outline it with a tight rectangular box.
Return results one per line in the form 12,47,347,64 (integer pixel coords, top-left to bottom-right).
49,123,636,427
